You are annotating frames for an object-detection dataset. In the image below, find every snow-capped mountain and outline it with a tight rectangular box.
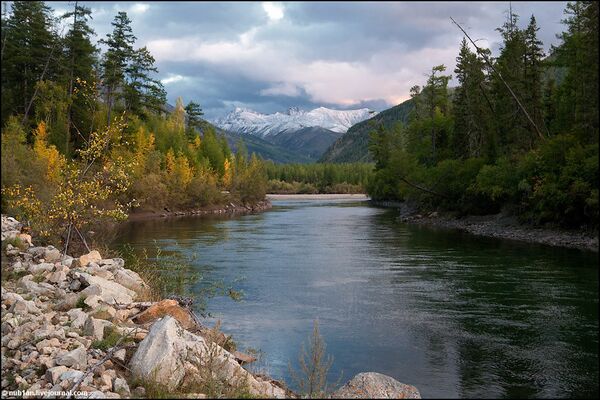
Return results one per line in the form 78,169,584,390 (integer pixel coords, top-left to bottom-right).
213,106,377,138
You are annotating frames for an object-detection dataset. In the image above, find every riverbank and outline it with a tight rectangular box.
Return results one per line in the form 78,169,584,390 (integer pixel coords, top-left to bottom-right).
127,199,272,222
371,201,598,252
267,193,369,200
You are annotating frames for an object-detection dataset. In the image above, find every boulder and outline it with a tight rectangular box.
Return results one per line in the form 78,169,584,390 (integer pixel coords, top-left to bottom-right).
18,275,55,297
44,247,61,263
2,291,25,307
78,250,102,267
83,317,106,341
113,377,130,395
114,268,146,293
10,299,41,315
129,316,286,398
46,270,67,284
56,346,87,370
46,365,69,384
331,372,421,399
79,273,136,305
67,309,89,330
29,262,55,275
133,299,196,329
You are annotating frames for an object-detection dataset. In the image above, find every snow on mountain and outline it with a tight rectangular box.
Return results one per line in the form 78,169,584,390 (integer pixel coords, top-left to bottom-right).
213,106,377,138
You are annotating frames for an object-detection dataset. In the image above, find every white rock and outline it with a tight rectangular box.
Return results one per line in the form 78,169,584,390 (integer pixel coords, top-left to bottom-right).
44,247,62,263
332,372,421,399
113,349,126,363
46,270,67,284
10,299,41,315
29,262,54,274
2,291,24,306
130,316,286,398
83,317,105,341
67,308,88,330
113,377,130,395
78,274,136,305
113,269,146,293
56,346,87,369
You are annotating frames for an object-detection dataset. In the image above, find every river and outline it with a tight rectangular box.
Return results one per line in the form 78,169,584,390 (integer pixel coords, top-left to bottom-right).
113,198,599,398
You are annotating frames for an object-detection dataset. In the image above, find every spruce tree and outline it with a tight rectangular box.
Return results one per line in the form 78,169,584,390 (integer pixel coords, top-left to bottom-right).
62,3,98,154
1,1,59,130
100,11,136,125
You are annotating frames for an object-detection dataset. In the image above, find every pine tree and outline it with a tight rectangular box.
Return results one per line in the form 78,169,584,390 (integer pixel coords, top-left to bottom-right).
452,38,494,159
1,1,59,130
184,101,204,139
62,2,98,154
100,11,136,125
492,8,531,154
125,46,165,116
523,15,546,141
554,1,599,142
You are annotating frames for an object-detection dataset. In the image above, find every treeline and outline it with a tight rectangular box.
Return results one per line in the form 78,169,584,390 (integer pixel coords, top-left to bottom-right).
264,162,373,194
1,2,267,247
368,2,598,229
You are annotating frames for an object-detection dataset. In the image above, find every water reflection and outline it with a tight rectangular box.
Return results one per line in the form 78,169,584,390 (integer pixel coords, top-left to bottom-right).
114,200,598,398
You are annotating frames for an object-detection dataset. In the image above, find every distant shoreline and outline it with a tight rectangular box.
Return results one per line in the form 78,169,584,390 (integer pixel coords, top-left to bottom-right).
267,193,369,200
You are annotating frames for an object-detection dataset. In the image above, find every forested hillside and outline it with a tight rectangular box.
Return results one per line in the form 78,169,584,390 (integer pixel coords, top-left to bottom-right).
1,2,268,247
319,99,414,163
368,2,598,229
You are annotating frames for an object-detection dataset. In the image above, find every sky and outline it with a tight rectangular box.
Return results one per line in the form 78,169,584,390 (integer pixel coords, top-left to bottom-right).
45,1,569,120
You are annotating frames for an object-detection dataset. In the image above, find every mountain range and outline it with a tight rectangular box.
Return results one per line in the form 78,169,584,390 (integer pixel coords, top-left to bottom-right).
212,106,376,162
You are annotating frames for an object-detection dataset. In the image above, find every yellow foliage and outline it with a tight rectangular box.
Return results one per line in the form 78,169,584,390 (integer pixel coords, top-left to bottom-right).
33,121,66,183
174,153,193,187
133,127,156,176
165,148,176,173
222,157,232,189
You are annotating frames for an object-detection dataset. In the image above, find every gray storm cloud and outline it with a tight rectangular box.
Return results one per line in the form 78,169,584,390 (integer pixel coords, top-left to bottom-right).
49,1,568,119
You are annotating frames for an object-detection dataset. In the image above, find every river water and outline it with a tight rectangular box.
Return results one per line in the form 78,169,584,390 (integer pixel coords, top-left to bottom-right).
114,199,598,398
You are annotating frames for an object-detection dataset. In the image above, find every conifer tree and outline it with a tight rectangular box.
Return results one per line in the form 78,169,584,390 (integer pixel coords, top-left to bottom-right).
62,2,98,154
1,1,59,130
100,11,136,125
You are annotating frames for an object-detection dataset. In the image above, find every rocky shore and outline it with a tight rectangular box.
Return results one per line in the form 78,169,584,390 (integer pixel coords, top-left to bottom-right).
371,201,598,252
127,200,272,222
1,214,421,399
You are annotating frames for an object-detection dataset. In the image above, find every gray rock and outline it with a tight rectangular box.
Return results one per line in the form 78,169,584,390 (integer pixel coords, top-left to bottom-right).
129,316,286,398
45,365,70,384
83,317,105,341
2,291,24,307
113,269,146,293
78,274,136,305
113,377,130,395
56,346,87,369
10,299,41,315
29,262,54,275
46,270,67,284
113,349,126,363
67,308,89,330
332,372,421,399
44,247,62,263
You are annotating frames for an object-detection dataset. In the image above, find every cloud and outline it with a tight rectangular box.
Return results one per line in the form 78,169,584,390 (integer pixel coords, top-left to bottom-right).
161,74,187,85
45,1,569,118
130,3,150,14
262,2,284,21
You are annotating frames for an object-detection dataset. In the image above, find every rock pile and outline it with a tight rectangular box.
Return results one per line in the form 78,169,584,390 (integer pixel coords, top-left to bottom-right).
1,215,287,398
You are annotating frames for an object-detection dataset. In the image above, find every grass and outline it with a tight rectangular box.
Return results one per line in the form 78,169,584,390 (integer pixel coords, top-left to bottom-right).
91,326,133,351
0,265,28,282
75,295,90,311
2,236,28,252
